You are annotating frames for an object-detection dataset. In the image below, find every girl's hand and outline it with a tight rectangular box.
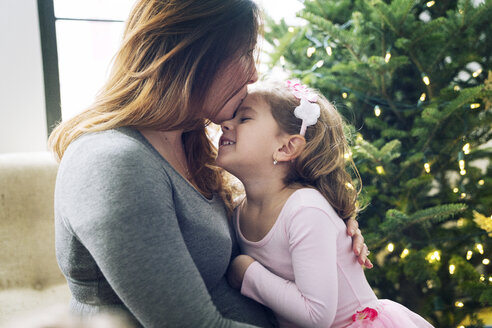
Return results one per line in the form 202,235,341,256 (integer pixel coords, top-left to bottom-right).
346,218,373,269
227,255,256,289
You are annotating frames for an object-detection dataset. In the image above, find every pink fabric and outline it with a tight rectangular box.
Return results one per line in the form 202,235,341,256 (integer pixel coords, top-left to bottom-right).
347,300,434,328
236,188,433,328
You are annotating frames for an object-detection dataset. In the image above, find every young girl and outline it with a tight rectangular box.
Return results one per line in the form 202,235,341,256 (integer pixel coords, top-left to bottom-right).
216,80,434,328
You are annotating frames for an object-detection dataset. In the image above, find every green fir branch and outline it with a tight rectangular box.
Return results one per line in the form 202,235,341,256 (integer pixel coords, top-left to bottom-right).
409,203,468,223
267,30,298,68
380,140,401,162
401,152,425,168
404,175,433,190
442,85,484,118
297,11,352,46
368,0,399,34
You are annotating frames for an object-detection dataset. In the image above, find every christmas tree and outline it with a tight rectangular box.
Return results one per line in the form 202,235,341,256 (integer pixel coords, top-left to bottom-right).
263,0,492,326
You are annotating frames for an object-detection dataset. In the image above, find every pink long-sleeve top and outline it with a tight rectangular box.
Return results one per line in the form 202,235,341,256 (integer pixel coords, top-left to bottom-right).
234,188,378,328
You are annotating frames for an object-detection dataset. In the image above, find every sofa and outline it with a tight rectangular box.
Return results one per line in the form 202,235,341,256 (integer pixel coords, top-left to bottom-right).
0,152,71,325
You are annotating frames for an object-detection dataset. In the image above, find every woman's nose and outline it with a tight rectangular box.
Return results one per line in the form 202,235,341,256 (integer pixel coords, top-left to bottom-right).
248,67,258,84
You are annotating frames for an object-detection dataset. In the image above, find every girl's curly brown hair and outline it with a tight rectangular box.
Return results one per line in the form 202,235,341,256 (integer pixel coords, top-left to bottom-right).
249,81,361,220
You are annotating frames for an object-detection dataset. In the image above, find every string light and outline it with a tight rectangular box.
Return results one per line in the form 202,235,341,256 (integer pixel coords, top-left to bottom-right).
326,46,332,56
480,274,485,281
288,26,295,33
478,179,485,185
315,60,324,68
374,105,381,117
454,85,461,91
476,243,484,254
453,187,459,193
385,51,391,63
462,143,470,154
483,258,490,265
307,47,316,57
432,250,440,261
472,68,482,78
387,243,395,252
467,250,473,260
342,92,348,99
426,250,441,263
279,56,286,66
345,182,355,190
420,93,426,102
424,162,431,173
422,74,430,85
470,103,481,109
426,1,435,7
449,264,456,275
489,277,492,282
376,166,385,175
460,192,467,199
459,152,466,175
314,78,471,114
400,248,410,258
455,301,464,308
344,151,352,159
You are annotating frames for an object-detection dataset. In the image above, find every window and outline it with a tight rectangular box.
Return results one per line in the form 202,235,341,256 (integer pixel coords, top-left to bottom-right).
38,0,134,126
38,0,303,129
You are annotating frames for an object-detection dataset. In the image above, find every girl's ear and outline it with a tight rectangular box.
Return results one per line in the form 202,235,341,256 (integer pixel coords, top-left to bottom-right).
274,135,306,162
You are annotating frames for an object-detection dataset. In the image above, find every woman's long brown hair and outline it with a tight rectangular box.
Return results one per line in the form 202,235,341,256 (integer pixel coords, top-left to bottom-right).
48,0,261,212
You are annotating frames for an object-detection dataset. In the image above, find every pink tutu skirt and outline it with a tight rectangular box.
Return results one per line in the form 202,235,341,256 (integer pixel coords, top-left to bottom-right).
346,299,434,328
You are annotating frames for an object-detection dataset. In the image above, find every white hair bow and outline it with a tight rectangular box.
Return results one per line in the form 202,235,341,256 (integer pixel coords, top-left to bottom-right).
286,80,320,136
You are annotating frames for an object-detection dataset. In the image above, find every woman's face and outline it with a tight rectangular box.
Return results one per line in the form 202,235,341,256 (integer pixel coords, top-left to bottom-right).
203,51,258,124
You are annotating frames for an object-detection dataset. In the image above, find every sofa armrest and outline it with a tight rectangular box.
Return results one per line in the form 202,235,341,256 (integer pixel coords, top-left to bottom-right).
0,152,70,324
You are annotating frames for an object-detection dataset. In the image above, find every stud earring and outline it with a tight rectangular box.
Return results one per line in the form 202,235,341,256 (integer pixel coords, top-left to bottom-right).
273,159,278,165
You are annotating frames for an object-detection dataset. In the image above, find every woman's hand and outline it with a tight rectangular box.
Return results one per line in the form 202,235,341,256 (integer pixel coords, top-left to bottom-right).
346,218,373,269
227,255,256,290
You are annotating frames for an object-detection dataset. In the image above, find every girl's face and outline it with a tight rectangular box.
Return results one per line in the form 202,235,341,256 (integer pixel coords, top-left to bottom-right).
216,94,284,178
203,51,258,124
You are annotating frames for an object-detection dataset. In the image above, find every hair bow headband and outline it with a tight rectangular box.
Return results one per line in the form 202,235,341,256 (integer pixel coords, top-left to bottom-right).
286,80,320,136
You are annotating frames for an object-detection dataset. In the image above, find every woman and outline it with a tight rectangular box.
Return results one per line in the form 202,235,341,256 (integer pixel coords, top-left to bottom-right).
49,0,371,327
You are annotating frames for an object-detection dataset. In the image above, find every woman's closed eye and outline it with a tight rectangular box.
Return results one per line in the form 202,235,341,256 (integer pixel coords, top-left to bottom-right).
239,117,251,123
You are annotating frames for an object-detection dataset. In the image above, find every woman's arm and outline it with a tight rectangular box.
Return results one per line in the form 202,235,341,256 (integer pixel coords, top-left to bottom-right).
230,207,340,328
58,138,258,328
346,218,372,268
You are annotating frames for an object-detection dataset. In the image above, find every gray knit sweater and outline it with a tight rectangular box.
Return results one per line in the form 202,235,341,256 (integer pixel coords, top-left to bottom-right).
54,127,272,328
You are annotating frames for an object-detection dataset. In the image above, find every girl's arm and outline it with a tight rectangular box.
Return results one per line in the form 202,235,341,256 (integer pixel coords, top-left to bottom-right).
232,207,340,328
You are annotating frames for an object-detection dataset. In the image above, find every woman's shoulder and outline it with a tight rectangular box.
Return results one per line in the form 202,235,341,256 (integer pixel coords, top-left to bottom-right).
58,127,167,184
65,127,149,157
62,128,158,167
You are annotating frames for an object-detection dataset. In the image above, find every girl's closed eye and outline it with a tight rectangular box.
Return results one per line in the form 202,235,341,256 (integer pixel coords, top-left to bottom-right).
239,117,251,123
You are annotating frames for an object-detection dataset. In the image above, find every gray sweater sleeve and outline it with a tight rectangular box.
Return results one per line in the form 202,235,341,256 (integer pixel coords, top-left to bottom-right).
56,132,259,328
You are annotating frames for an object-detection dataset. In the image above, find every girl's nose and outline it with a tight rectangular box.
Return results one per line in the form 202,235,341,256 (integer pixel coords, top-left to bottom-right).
221,119,233,131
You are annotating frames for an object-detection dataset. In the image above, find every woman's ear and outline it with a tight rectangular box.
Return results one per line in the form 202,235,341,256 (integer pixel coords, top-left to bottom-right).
274,135,306,163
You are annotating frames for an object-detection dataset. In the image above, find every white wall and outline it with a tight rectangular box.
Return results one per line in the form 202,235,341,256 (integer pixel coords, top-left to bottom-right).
0,0,48,153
